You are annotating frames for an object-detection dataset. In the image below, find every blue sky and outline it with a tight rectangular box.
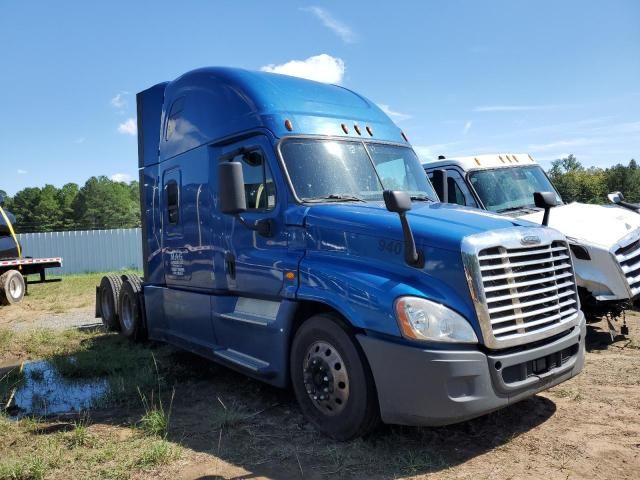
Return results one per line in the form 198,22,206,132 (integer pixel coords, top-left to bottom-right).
1,0,638,195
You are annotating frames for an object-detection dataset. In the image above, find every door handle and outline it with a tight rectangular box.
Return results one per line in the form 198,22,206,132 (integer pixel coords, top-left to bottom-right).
225,252,236,280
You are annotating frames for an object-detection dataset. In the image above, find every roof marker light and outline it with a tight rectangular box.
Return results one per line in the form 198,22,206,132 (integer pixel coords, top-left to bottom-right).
499,155,505,163
474,157,481,166
341,123,349,134
354,124,361,135
366,126,373,136
284,119,293,131
401,131,408,141
513,155,519,162
528,154,535,162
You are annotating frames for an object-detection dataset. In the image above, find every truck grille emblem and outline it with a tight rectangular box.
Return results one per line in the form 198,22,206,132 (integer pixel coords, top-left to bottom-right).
520,235,541,245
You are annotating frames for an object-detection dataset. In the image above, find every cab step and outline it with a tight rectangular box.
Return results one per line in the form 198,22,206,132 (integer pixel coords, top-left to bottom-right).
213,348,273,375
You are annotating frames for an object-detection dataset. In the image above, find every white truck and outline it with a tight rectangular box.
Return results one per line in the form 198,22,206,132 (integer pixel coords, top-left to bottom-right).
423,153,640,333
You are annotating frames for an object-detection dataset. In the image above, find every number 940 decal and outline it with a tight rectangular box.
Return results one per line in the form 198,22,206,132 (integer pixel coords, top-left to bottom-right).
378,239,402,255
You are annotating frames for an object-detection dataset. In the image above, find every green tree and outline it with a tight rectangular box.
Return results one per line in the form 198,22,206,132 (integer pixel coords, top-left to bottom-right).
32,184,62,231
11,187,44,231
56,183,79,229
604,159,640,203
72,176,140,230
548,155,639,205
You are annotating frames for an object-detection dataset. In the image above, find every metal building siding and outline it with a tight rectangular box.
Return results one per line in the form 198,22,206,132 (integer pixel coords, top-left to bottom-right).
16,229,143,275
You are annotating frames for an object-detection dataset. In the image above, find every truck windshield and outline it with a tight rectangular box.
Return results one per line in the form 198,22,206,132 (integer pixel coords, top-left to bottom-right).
280,139,437,202
468,166,562,213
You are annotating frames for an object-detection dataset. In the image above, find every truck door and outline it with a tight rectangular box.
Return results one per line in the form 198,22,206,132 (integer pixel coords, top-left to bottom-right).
162,168,187,283
219,135,292,298
160,165,216,350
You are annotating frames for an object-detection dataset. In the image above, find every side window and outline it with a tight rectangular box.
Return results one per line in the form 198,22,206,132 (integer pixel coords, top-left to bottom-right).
447,170,478,207
165,97,185,141
166,180,179,224
230,150,276,211
447,177,466,206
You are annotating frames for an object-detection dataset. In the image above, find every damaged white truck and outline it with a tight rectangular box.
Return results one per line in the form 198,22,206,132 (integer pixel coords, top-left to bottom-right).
424,153,640,334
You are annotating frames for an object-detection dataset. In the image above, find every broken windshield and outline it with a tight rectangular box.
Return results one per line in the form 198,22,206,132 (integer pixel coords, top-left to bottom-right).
468,166,562,213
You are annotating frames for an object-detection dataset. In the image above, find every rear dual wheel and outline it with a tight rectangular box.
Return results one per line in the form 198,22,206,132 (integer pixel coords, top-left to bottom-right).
98,275,123,331
290,313,379,440
118,276,146,341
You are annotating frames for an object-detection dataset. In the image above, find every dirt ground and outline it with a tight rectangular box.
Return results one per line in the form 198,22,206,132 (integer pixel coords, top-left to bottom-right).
1,281,639,480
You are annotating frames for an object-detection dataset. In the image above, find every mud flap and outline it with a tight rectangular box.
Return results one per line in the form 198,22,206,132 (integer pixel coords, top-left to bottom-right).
95,286,102,318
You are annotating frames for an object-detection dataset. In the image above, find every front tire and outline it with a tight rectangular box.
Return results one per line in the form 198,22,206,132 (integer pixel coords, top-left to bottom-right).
0,270,25,305
290,313,379,440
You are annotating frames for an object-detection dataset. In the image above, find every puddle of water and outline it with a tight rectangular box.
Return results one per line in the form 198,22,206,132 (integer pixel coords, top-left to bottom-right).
8,360,109,417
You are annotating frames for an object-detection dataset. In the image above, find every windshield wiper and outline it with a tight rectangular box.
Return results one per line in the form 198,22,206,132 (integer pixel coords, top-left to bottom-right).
496,206,535,214
410,195,434,202
302,194,367,203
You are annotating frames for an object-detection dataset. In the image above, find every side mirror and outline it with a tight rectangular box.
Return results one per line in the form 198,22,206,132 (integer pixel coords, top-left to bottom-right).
533,191,558,227
607,191,624,204
383,190,411,213
431,169,448,203
0,194,5,207
217,160,274,236
607,190,639,213
218,162,247,215
383,190,423,268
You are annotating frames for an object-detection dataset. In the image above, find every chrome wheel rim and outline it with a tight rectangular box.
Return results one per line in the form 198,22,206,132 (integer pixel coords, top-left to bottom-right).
101,288,112,320
8,276,23,299
303,341,349,416
121,295,134,331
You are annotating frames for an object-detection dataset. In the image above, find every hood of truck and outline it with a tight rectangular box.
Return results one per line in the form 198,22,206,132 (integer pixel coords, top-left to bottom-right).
518,202,640,249
301,201,532,252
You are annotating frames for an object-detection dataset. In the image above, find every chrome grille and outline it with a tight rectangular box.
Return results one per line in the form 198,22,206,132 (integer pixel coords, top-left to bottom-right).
462,228,581,349
479,241,578,341
614,236,640,297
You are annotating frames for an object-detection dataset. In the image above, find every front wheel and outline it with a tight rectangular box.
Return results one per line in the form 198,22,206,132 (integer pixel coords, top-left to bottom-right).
290,313,379,440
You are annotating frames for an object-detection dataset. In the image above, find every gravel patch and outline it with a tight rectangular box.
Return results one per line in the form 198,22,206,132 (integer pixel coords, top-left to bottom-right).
3,308,102,332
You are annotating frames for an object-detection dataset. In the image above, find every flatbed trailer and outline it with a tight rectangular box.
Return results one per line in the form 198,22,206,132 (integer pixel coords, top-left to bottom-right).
0,256,62,305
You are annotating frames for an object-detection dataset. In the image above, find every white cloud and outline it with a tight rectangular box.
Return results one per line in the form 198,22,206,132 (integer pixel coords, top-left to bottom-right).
378,104,412,122
463,121,472,135
73,137,85,144
473,104,571,113
110,92,129,111
301,6,356,43
261,54,345,84
110,173,132,183
117,118,137,136
17,169,28,175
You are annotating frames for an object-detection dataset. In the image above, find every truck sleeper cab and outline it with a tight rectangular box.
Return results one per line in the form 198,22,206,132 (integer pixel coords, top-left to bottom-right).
423,154,640,324
98,69,585,440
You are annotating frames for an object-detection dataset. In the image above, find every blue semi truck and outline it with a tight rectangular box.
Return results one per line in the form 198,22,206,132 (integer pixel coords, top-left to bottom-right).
96,67,585,440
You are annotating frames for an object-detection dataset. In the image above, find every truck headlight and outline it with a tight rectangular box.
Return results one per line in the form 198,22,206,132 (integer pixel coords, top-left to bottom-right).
394,296,478,344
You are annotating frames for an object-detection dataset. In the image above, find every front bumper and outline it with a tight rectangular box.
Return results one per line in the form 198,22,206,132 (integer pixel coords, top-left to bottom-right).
357,312,585,427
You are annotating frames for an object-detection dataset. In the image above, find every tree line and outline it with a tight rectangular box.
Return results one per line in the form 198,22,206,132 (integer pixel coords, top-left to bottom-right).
1,155,638,233
548,155,639,204
0,176,140,233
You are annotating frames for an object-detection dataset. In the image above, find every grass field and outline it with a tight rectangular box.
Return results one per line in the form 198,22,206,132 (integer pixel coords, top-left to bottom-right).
0,274,639,479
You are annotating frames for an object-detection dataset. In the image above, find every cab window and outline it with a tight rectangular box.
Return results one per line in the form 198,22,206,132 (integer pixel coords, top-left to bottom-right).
231,150,276,211
447,170,478,207
167,180,179,223
165,97,185,141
